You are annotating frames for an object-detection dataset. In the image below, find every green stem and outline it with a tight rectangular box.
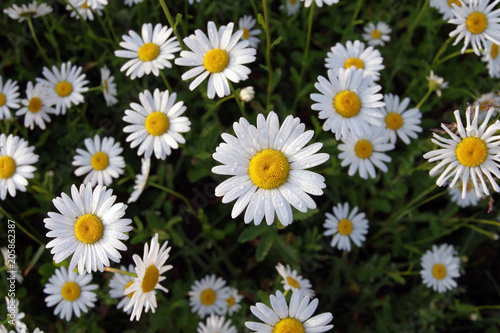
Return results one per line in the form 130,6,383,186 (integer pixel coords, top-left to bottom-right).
149,182,198,219
465,224,496,238
158,0,185,49
393,271,420,276
350,0,364,27
474,305,500,310
27,17,50,64
229,82,247,118
431,36,453,66
201,95,234,124
262,0,273,110
103,266,138,277
415,88,433,109
436,49,476,65
87,86,104,92
104,7,119,46
407,0,429,38
0,206,44,246
97,13,115,47
160,71,173,92
42,16,61,63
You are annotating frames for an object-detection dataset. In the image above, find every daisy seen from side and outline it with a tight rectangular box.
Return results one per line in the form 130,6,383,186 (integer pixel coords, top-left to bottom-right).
223,287,242,316
0,76,20,120
188,274,230,318
420,244,461,293
198,315,237,333
100,66,118,106
362,22,391,47
3,1,53,22
281,0,301,15
323,202,369,251
275,263,315,297
471,91,500,120
109,264,136,314
430,0,469,20
380,93,423,145
426,70,449,97
128,158,151,204
238,15,261,48
481,40,500,77
15,82,57,130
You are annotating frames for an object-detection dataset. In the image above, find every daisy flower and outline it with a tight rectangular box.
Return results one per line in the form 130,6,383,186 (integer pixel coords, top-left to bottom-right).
301,0,339,8
212,111,330,226
188,274,230,318
325,40,385,81
420,244,461,293
75,0,107,9
448,180,482,207
44,266,98,321
198,315,237,333
426,70,449,97
175,21,257,99
238,15,261,48
124,0,143,5
281,0,301,15
481,41,500,77
0,134,39,201
36,61,89,115
115,23,180,80
123,88,191,160
1,247,23,283
223,287,242,316
448,0,500,55
311,67,385,140
3,1,53,22
362,22,391,47
44,183,133,274
423,106,500,198
323,202,369,251
379,94,422,145
128,158,150,204
430,0,469,20
16,82,57,130
66,0,103,21
275,263,314,297
0,76,20,120
72,135,125,186
109,264,136,314
189,0,201,4
4,297,27,333
471,91,500,120
100,66,118,106
245,289,333,333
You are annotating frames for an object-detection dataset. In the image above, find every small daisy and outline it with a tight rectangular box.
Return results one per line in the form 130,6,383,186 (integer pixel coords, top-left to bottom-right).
362,22,391,47
311,67,385,140
223,287,242,316
239,86,255,102
66,0,103,21
189,0,201,4
3,297,27,333
44,266,98,321
420,244,461,293
175,21,257,99
75,0,107,9
0,134,39,201
188,274,230,318
16,82,57,130
3,1,53,22
323,202,369,251
449,0,500,55
471,91,500,120
245,289,333,333
238,15,261,48
115,23,180,80
124,0,143,5
212,111,330,227
0,76,20,120
380,94,423,145
128,158,151,204
1,247,23,282
275,263,314,297
430,0,468,20
72,135,125,186
44,183,133,274
448,180,483,207
423,106,500,198
198,315,237,333
100,66,118,106
36,61,89,115
325,40,385,81
109,264,136,314
426,70,449,97
123,88,191,160
301,0,339,7
281,0,301,15
481,41,500,77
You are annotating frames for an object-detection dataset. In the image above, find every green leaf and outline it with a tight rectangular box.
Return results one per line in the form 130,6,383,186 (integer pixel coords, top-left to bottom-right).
238,223,268,243
131,233,149,245
368,198,392,214
133,216,144,231
386,271,406,285
256,231,276,261
273,235,299,266
270,68,282,93
257,13,265,29
270,36,282,49
292,208,318,222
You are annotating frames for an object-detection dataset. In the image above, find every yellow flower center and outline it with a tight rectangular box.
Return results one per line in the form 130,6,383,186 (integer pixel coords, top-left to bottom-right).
432,263,447,280
290,0,297,4
81,1,90,8
455,137,488,167
337,218,354,236
74,214,104,244
344,57,365,70
102,79,109,94
124,281,135,298
90,151,109,171
203,49,230,73
61,281,81,301
354,139,373,159
466,12,488,34
145,112,169,136
333,91,362,118
385,112,403,130
491,43,499,59
371,29,382,39
55,81,73,97
142,265,159,293
28,97,42,113
242,28,250,40
248,149,290,189
0,156,16,179
0,93,6,106
447,0,462,7
200,288,216,305
286,276,300,289
226,296,235,307
19,11,37,17
138,42,160,62
273,318,305,333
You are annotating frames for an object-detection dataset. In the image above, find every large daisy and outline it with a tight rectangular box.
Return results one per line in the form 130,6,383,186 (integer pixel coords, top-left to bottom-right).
420,244,461,293
212,111,330,227
379,93,422,145
423,106,500,198
362,22,391,47
109,264,136,314
175,21,257,99
115,23,180,79
3,1,53,22
0,76,20,120
323,202,369,251
44,183,133,274
188,275,230,318
198,315,237,333
275,263,314,297
16,82,57,130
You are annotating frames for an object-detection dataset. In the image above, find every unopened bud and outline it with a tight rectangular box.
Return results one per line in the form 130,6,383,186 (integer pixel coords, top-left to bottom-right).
239,86,255,102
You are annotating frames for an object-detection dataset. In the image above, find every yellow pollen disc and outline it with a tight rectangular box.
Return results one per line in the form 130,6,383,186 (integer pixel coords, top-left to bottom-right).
354,139,373,159
455,137,488,167
74,214,104,244
432,263,447,280
203,49,230,73
103,79,109,94
273,318,305,333
0,93,6,106
385,112,403,130
28,97,42,113
0,156,16,179
466,12,488,34
142,265,159,293
124,281,135,298
290,0,297,4
334,91,362,118
226,296,235,307
286,276,300,289
90,151,109,171
337,218,354,236
138,42,160,62
61,281,81,301
200,288,216,305
145,111,169,136
242,28,250,40
248,149,290,189
19,11,36,17
344,57,365,70
447,0,462,7
55,81,73,97
371,29,382,39
81,1,90,8
491,44,499,59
